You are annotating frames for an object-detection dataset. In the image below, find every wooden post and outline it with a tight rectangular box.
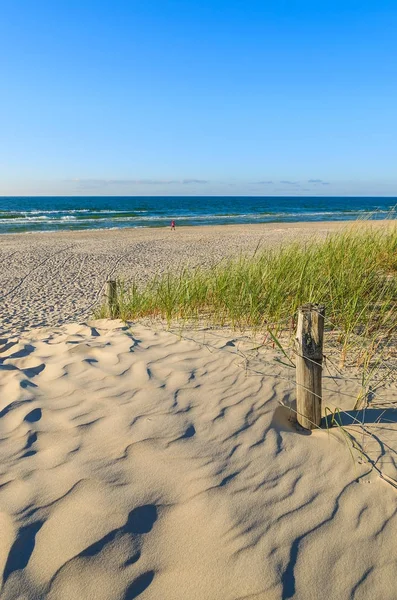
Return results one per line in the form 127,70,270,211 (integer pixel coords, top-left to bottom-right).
295,303,325,430
106,280,118,318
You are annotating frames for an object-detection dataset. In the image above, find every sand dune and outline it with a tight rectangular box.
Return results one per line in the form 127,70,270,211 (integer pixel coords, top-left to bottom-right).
0,221,378,336
1,320,396,599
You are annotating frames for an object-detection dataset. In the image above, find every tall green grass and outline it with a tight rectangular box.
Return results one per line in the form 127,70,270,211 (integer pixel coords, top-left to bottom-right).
97,225,397,349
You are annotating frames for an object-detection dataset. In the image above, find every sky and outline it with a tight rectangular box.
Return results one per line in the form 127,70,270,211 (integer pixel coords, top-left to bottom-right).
1,0,397,196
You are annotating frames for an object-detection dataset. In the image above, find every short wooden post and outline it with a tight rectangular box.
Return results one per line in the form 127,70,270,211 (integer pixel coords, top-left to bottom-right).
106,280,118,318
295,303,325,430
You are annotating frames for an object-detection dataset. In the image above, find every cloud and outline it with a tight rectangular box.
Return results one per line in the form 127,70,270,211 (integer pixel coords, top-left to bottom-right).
136,179,179,185
182,179,208,184
252,180,273,184
69,178,137,185
67,179,136,188
308,179,330,185
67,178,208,187
280,180,299,185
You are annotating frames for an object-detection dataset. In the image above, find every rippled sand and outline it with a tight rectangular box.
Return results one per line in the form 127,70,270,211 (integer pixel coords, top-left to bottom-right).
1,222,397,599
1,320,396,599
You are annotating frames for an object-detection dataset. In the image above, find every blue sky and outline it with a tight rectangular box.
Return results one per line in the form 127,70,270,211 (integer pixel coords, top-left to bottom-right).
1,0,396,196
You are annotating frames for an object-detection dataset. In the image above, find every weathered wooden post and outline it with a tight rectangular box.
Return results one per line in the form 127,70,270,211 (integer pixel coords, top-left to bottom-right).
295,303,325,430
106,280,118,318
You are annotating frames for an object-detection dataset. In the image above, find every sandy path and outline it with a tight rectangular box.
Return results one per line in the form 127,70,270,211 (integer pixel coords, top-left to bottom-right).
0,320,396,599
0,221,390,335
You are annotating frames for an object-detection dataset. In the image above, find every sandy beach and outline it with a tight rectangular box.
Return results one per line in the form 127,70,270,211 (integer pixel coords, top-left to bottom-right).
0,220,393,336
1,222,397,599
1,319,397,600
4,0,397,595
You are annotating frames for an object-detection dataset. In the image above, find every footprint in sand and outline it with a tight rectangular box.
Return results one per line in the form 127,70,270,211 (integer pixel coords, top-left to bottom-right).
59,504,158,597
3,521,44,584
24,408,42,423
124,570,155,599
118,506,158,598
79,504,158,559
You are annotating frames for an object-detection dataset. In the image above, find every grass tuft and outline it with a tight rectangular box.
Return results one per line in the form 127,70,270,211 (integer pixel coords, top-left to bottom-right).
96,225,397,351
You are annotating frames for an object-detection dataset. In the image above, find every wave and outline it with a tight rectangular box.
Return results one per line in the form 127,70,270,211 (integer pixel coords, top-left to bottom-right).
0,208,392,224
0,201,395,233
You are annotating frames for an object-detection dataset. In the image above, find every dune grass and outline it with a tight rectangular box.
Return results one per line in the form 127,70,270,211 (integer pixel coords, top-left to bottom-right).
97,224,397,359
95,223,397,470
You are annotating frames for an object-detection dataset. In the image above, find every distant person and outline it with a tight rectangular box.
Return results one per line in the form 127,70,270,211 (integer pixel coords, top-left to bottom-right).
170,220,176,231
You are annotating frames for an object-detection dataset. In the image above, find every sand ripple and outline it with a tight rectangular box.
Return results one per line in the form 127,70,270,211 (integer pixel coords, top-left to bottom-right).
0,321,396,599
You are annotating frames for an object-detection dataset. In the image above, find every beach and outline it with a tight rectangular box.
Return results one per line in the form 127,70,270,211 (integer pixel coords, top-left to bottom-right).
0,220,391,336
4,0,397,594
1,221,397,599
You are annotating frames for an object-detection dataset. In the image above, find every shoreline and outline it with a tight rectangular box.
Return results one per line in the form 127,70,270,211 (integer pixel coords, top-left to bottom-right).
1,217,396,239
1,219,396,335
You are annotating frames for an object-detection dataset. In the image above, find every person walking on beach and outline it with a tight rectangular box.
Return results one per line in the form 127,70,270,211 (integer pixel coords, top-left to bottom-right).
170,220,176,231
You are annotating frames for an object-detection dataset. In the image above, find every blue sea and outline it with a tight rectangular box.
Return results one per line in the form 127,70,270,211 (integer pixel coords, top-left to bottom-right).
0,196,395,234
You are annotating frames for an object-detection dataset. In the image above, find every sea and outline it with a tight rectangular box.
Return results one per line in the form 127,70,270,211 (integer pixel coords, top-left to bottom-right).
0,196,395,234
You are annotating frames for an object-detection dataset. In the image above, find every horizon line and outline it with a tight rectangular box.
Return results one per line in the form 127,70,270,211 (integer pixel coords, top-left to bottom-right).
1,194,397,199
